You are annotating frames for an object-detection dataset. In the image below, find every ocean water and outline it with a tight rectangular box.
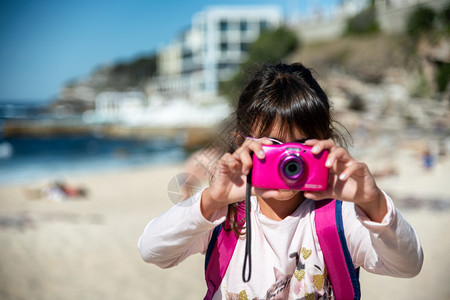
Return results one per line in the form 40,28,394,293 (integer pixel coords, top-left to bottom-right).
0,135,188,186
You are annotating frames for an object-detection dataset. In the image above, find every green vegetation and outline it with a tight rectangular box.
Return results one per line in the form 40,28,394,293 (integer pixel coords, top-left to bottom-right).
219,26,299,100
437,62,450,93
344,0,379,36
246,26,299,64
406,4,450,93
410,71,432,97
439,2,450,34
108,55,157,90
406,3,450,38
406,5,437,38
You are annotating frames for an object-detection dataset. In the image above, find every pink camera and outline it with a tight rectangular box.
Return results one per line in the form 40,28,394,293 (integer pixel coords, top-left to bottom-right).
251,143,329,191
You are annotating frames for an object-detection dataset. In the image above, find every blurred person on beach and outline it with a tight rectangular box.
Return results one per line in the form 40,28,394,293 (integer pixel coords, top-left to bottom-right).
24,181,88,202
138,63,423,299
422,148,434,171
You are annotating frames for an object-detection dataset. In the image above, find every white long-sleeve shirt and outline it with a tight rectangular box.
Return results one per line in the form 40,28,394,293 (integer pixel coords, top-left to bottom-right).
138,191,423,299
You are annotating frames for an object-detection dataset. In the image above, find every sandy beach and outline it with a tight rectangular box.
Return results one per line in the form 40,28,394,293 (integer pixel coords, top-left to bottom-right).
0,153,449,299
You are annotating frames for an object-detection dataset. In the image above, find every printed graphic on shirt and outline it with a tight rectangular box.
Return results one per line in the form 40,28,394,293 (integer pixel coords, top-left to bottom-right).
224,289,257,300
223,246,333,299
290,247,333,299
265,267,292,299
301,247,312,260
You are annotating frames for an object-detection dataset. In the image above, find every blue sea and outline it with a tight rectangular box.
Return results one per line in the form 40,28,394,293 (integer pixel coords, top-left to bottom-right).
0,101,188,185
0,134,187,186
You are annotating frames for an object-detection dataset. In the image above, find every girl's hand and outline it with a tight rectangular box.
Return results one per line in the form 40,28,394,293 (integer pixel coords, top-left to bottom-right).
304,139,387,222
200,138,272,220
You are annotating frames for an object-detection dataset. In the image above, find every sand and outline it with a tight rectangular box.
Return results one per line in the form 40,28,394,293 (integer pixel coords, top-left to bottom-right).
0,156,449,299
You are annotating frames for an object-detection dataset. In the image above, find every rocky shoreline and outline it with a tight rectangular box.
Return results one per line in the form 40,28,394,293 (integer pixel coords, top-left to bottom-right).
1,118,218,151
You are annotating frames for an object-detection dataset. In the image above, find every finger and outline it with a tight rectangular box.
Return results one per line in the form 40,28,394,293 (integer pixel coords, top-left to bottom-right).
219,153,240,174
232,139,252,159
232,145,253,173
308,139,338,155
238,138,265,159
240,150,253,175
258,137,275,145
231,174,246,187
232,138,265,174
217,154,230,172
233,137,274,175
304,190,331,201
242,138,275,174
304,139,318,146
246,138,267,159
325,147,354,169
338,161,368,181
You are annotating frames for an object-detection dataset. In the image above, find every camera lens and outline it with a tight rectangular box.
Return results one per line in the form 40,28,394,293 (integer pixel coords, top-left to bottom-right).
280,155,305,183
285,161,301,177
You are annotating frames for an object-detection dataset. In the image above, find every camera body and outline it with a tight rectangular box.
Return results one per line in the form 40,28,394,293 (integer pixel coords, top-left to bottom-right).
251,143,329,191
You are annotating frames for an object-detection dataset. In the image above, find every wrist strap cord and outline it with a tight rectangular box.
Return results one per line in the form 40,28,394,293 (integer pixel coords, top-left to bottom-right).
242,170,252,283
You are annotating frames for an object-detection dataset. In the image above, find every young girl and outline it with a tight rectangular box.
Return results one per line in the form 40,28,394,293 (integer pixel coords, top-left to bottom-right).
138,62,423,299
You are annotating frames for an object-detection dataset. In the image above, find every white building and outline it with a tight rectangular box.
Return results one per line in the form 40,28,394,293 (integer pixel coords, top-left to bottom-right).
153,6,282,100
95,91,148,121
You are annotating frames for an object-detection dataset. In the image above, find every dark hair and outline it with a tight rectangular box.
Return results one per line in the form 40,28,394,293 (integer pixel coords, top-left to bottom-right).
214,62,350,234
235,62,349,146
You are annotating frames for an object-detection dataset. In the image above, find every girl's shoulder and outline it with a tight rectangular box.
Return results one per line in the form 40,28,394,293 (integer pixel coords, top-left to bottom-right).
311,199,360,228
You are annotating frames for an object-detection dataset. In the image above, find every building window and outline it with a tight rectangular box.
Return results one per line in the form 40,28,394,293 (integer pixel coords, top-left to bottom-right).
182,49,192,59
240,20,248,32
220,42,228,53
240,42,249,53
218,63,229,70
220,20,228,32
259,20,268,31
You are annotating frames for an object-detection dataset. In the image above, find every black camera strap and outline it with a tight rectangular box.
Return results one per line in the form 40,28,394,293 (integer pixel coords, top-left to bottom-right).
242,170,252,283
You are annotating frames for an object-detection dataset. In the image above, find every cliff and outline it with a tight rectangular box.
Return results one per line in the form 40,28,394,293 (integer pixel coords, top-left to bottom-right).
53,54,157,113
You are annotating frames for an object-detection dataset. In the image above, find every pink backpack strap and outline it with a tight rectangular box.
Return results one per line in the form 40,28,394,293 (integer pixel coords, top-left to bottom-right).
204,202,245,300
315,199,361,300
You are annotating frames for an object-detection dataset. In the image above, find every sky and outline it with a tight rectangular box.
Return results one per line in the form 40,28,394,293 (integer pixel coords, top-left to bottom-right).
0,0,340,102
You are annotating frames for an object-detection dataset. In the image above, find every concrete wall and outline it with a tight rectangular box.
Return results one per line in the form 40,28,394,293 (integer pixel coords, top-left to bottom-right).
296,16,347,43
293,0,449,43
378,0,449,34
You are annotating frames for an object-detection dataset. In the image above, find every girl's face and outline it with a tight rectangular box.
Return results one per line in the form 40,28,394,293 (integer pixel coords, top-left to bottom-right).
251,121,307,202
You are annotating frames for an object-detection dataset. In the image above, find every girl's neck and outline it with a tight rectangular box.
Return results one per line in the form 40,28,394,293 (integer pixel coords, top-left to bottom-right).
257,193,304,221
